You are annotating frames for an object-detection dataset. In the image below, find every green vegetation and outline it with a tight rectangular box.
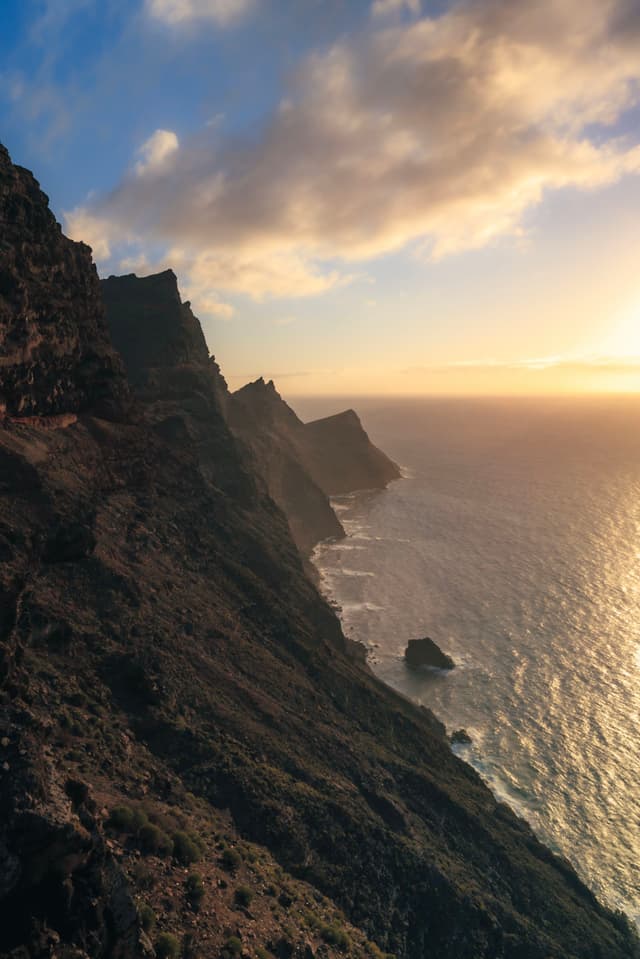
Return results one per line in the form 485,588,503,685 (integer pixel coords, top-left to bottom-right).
185,873,205,910
107,805,136,832
221,936,243,959
172,830,202,865
138,903,156,933
320,925,351,951
234,884,253,908
221,847,242,872
139,823,173,857
155,933,180,959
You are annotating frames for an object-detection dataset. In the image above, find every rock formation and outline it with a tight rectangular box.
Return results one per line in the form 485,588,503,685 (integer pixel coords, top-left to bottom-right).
229,378,400,553
405,637,456,670
302,408,400,495
1,142,639,959
0,145,128,420
228,378,345,553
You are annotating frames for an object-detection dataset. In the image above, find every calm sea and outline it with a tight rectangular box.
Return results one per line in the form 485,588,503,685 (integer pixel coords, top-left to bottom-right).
291,395,640,926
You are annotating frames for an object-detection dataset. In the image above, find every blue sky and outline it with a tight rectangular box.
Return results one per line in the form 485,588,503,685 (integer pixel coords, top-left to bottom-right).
3,0,640,394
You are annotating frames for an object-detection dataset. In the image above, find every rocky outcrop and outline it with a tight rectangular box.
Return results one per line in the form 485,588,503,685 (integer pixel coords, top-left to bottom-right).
101,271,254,502
303,408,400,495
0,145,128,420
101,271,210,384
1,145,639,959
229,378,399,553
451,729,472,746
229,378,344,553
405,637,455,670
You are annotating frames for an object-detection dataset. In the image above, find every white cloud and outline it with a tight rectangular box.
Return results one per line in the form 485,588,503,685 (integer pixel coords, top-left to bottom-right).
371,0,420,19
65,207,114,260
67,0,640,304
146,0,254,26
135,129,180,176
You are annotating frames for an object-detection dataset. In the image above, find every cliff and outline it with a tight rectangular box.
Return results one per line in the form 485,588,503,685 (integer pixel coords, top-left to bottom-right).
101,271,251,502
1,142,639,959
229,378,345,554
0,145,128,420
229,378,399,552
302,408,400,495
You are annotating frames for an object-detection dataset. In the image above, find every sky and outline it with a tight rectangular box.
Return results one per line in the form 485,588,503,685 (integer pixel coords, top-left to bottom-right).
3,0,640,395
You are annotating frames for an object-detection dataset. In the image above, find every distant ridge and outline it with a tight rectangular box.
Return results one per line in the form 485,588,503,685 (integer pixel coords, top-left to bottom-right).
229,376,400,551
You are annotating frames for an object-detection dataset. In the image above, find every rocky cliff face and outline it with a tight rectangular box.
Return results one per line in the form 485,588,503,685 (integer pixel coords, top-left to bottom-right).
302,408,400,495
101,271,252,502
229,378,345,554
0,145,128,420
1,143,639,959
229,378,400,553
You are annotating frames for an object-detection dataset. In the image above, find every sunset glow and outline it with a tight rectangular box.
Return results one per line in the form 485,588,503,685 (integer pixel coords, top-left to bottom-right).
3,0,640,395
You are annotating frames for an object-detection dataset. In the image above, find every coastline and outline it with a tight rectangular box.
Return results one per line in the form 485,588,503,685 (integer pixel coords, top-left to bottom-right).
311,468,640,928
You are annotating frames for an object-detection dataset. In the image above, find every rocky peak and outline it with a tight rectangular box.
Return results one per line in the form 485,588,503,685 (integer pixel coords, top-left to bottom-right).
231,377,302,432
0,143,128,420
101,270,211,383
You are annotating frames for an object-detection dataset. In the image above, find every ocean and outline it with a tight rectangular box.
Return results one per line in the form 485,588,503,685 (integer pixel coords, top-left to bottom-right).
291,394,640,927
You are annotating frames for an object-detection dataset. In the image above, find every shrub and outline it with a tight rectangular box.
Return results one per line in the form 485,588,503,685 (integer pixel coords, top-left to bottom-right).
186,873,205,910
221,847,241,872
172,831,201,865
234,885,253,908
107,805,136,832
155,933,180,959
221,936,243,959
139,823,173,857
320,926,351,951
256,949,272,959
132,862,155,889
138,903,156,933
130,807,149,831
183,932,198,959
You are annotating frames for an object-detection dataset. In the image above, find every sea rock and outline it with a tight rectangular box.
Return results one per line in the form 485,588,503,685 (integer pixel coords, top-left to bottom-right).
404,637,455,670
0,144,129,420
451,729,472,746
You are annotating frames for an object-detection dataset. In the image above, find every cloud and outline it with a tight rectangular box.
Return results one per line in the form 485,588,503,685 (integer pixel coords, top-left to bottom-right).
371,0,421,19
67,0,640,303
135,129,180,176
65,207,114,260
146,0,254,26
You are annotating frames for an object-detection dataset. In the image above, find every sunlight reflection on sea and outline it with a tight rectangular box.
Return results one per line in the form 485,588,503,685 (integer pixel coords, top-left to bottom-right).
309,396,640,927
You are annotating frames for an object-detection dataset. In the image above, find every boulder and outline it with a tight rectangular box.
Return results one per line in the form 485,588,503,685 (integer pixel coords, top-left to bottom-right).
451,729,472,746
404,637,455,670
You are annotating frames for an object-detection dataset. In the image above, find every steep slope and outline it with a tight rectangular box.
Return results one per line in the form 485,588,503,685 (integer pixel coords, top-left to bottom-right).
302,409,400,495
1,143,639,959
0,145,128,420
101,278,344,555
229,378,344,554
101,271,252,502
229,378,399,552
